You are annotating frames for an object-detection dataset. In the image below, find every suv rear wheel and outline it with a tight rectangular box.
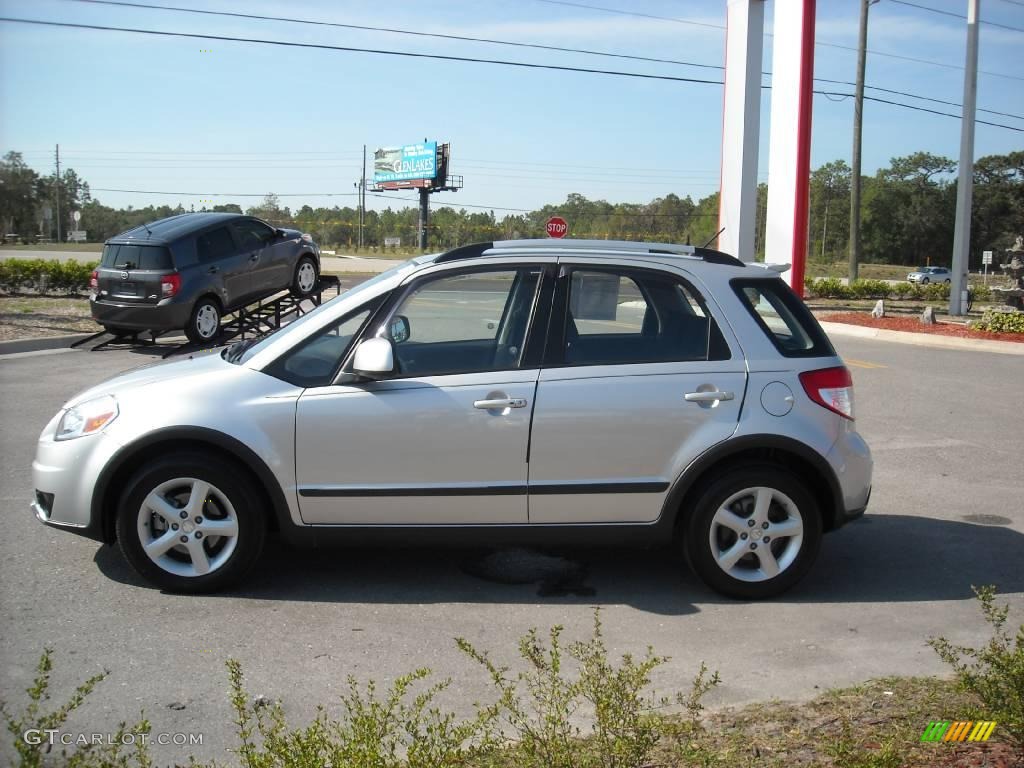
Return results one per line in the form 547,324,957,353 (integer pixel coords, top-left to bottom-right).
291,256,319,298
115,452,267,593
684,465,822,599
186,297,221,343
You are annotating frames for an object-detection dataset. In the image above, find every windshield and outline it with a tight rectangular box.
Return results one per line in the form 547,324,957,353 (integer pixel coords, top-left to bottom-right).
224,258,418,365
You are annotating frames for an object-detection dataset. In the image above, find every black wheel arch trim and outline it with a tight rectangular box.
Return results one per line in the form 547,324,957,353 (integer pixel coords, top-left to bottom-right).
91,426,292,544
658,434,846,533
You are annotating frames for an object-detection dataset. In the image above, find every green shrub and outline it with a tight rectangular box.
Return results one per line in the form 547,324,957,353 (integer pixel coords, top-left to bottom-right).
0,648,152,768
806,277,851,299
929,586,1024,748
0,258,97,295
889,282,913,299
458,609,719,768
971,284,992,303
971,308,1024,334
921,282,950,301
849,279,891,299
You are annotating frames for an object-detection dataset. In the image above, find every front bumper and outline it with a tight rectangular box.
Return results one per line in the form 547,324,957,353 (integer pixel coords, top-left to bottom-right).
31,417,121,542
90,298,192,332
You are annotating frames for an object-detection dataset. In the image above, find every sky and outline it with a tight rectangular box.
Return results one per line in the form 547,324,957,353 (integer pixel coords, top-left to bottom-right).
0,0,1022,217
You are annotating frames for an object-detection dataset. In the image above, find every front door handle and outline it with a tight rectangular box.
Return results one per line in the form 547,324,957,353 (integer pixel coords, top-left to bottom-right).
474,398,528,410
207,266,219,274
684,390,735,403
249,253,259,262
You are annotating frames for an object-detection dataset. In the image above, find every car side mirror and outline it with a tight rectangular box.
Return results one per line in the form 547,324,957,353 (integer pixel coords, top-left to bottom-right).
388,314,411,344
351,337,395,378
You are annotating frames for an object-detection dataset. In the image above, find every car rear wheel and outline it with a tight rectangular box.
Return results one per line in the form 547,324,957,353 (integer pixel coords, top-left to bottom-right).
684,465,822,599
291,256,319,298
116,453,266,592
185,297,221,343
944,279,951,284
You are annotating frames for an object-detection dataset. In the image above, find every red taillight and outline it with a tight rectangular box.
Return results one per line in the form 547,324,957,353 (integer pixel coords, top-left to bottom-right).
799,366,854,420
161,273,181,298
89,269,98,296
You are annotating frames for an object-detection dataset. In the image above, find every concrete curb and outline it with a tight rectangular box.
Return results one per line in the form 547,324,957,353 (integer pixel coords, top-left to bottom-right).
0,333,93,356
819,320,1024,356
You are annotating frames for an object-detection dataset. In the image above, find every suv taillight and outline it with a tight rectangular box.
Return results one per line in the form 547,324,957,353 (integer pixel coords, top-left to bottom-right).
799,366,854,420
89,270,98,297
161,274,181,298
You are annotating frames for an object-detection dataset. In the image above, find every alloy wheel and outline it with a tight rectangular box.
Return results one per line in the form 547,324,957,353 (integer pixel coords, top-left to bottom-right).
708,486,804,583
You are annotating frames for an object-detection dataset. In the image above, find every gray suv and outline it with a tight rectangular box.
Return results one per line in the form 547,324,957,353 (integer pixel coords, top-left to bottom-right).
90,212,321,343
34,239,871,599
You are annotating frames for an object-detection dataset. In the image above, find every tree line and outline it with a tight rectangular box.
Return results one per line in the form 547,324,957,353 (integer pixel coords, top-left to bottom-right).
1,149,1020,269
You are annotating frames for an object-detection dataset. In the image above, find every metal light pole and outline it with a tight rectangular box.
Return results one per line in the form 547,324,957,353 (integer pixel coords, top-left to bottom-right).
950,0,980,316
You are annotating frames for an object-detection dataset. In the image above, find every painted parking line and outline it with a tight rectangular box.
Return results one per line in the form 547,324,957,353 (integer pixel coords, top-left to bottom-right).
845,358,888,369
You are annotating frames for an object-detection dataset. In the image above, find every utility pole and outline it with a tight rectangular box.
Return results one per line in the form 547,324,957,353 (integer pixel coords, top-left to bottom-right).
848,0,875,283
54,144,62,243
360,144,366,249
950,0,979,316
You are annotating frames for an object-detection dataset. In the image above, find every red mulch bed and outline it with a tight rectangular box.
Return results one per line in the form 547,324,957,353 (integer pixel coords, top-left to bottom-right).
818,312,1024,344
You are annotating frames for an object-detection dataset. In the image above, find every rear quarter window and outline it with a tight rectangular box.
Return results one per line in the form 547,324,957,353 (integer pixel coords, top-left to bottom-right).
100,244,174,270
731,278,835,358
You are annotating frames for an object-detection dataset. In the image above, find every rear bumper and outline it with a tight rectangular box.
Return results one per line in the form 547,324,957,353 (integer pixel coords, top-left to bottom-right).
826,427,873,529
90,298,191,332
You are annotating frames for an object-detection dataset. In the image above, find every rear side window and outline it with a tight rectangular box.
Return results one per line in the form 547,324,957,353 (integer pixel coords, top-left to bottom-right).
732,278,835,358
100,244,173,270
196,227,237,263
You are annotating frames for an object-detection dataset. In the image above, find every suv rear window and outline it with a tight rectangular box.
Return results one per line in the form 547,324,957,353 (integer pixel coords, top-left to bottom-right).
101,244,174,271
731,278,835,358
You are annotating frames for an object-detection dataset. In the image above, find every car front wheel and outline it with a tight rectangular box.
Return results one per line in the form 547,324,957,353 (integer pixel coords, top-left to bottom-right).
922,277,930,284
684,466,822,599
115,453,266,592
291,256,319,298
186,297,221,343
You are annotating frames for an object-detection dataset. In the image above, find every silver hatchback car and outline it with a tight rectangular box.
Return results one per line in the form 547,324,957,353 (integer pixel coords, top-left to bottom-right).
32,239,871,599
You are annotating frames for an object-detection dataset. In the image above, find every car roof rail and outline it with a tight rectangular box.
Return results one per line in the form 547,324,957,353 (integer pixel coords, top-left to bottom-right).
432,241,495,263
433,239,748,268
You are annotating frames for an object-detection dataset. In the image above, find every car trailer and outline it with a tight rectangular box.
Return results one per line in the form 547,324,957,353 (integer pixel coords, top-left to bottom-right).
71,276,341,358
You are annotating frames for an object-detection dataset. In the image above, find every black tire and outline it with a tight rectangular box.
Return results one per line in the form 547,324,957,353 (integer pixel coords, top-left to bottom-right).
944,279,951,284
922,277,930,284
290,255,319,298
115,452,267,593
185,296,221,344
683,465,822,600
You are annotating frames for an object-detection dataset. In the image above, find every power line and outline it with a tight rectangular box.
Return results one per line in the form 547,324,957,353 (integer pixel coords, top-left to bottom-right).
3,17,1021,132
534,0,1024,79
92,188,361,197
0,16,726,87
64,0,726,72
64,0,1024,115
888,0,1024,33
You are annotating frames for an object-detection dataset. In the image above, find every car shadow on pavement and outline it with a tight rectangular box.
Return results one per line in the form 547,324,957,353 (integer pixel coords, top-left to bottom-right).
93,514,1024,610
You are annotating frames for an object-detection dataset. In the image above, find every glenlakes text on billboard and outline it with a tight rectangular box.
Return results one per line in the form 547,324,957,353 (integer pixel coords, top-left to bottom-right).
373,143,438,184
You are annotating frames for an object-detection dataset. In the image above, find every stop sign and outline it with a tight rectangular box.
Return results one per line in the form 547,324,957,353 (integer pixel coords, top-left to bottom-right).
545,216,568,238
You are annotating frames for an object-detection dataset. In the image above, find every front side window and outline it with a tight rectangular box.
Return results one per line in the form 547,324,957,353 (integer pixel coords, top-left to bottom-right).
382,268,541,377
264,302,381,387
562,268,723,366
232,219,275,251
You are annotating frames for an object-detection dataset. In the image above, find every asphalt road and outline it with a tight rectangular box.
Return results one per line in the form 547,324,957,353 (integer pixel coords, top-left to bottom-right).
1,337,1022,764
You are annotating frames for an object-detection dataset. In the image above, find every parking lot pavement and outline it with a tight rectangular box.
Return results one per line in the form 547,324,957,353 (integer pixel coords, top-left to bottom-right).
1,338,1021,763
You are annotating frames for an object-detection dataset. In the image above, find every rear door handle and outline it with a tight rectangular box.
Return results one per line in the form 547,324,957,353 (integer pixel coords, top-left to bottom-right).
474,398,528,410
684,390,735,403
207,266,219,274
249,253,259,262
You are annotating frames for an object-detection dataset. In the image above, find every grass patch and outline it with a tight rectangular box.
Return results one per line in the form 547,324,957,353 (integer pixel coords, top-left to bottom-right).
0,243,103,252
0,296,95,340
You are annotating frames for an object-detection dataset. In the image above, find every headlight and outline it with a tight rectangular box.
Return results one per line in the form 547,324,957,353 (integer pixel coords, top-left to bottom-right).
55,395,119,441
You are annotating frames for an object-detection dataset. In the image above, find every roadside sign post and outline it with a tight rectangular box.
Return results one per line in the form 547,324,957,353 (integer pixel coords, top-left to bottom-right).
982,250,992,285
546,216,568,238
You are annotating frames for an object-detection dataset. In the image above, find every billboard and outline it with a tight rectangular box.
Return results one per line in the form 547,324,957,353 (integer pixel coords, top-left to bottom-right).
373,142,437,184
